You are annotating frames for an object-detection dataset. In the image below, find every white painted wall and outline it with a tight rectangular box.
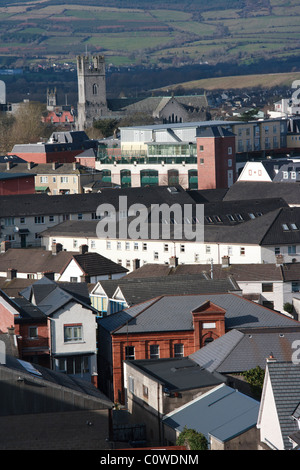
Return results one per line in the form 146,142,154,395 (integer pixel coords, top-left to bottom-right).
49,301,97,379
41,231,265,272
237,162,273,182
0,211,94,248
257,367,285,450
261,246,300,264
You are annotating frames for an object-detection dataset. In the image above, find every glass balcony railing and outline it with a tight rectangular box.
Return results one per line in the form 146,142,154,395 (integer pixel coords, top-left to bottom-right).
96,150,197,165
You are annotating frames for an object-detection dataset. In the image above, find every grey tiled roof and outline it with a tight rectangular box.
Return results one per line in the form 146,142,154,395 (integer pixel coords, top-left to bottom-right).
73,252,128,276
267,361,300,450
0,184,194,218
111,275,240,306
189,329,300,373
101,293,299,335
3,354,112,407
19,276,97,318
224,181,300,205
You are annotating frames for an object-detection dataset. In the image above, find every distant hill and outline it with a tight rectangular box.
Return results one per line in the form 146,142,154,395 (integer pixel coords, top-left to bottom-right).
0,0,297,73
156,71,300,92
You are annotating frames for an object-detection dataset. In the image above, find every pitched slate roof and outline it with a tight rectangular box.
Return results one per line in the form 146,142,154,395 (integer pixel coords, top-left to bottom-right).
163,383,260,443
223,181,300,205
72,252,128,276
203,197,288,225
266,361,300,450
127,262,286,282
0,248,127,277
112,275,240,306
273,162,300,183
41,204,300,246
19,276,97,317
189,328,300,373
99,293,299,335
0,162,95,175
0,248,78,274
116,95,208,115
2,354,112,406
0,184,194,218
0,277,35,297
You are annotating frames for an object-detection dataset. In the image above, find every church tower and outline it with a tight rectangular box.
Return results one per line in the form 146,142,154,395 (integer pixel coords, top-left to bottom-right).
47,87,57,111
76,54,108,130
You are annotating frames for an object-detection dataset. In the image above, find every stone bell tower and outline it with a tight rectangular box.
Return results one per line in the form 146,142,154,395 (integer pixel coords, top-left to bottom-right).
76,54,108,130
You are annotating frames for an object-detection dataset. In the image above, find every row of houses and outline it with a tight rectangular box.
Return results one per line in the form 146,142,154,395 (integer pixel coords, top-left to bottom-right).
1,120,300,450
1,267,299,449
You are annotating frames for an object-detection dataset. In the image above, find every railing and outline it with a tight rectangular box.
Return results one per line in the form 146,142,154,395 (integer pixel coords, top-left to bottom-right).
97,151,198,165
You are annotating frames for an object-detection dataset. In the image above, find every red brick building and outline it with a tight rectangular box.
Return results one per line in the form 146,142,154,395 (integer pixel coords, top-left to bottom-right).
98,291,298,404
97,294,246,403
0,289,50,367
196,126,236,190
0,173,35,195
9,130,98,164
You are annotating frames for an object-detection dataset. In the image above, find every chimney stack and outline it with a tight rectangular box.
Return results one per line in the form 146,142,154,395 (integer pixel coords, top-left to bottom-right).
6,161,12,170
0,241,11,253
52,242,62,255
132,259,140,270
80,244,88,255
169,256,178,268
222,256,230,268
7,268,17,280
27,161,34,170
276,254,284,266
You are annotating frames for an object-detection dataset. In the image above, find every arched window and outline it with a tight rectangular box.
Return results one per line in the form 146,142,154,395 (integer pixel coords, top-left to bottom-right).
140,169,158,187
120,169,131,188
102,169,111,182
92,84,98,95
168,169,179,186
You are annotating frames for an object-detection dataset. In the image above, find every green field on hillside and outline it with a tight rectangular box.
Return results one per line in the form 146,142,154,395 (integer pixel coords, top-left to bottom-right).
0,0,298,70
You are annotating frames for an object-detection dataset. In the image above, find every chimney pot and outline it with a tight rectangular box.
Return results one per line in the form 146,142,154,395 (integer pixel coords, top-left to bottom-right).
267,353,276,362
80,244,88,255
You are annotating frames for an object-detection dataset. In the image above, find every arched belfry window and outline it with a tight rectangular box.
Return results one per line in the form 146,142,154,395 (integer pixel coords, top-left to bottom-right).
93,84,98,95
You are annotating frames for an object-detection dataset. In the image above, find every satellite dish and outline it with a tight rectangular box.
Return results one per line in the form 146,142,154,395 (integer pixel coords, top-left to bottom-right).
13,226,19,233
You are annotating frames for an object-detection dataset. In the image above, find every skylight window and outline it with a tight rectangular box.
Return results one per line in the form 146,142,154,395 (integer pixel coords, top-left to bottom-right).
282,224,290,231
227,214,235,222
291,223,298,230
17,359,42,377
